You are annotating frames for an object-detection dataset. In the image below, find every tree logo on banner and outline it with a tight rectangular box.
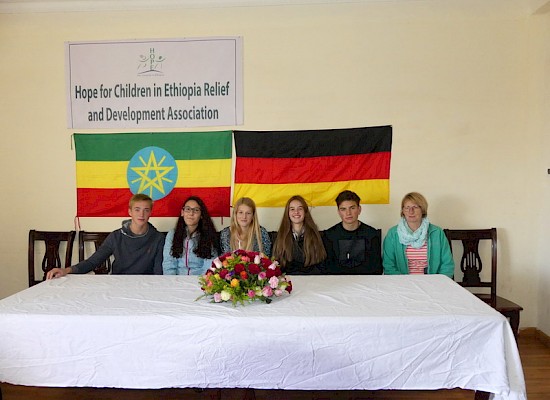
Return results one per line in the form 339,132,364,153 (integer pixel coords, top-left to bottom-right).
127,146,177,200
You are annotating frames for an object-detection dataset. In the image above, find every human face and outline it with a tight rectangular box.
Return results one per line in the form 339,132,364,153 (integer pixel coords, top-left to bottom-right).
402,200,422,228
181,200,201,229
128,200,152,231
236,204,253,230
337,200,361,228
288,199,305,226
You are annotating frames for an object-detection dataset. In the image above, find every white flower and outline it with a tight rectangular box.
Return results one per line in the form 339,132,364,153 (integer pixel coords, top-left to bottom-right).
220,290,231,301
213,258,223,268
254,255,261,264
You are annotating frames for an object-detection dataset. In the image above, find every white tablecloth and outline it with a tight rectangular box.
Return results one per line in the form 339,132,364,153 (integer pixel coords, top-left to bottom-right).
0,274,525,399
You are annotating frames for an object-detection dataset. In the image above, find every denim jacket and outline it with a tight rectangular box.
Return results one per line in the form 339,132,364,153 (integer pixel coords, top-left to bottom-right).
162,228,216,275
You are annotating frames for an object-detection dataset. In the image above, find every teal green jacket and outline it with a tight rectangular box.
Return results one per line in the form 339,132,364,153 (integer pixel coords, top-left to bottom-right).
382,223,454,278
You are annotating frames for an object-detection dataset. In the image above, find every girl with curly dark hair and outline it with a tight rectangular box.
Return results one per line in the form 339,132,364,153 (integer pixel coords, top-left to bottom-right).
162,196,219,275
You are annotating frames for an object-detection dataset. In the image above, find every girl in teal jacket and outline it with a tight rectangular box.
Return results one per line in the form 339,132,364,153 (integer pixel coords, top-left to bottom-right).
383,192,454,278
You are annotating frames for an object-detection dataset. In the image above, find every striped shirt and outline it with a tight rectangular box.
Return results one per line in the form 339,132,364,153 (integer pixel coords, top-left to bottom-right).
406,242,428,274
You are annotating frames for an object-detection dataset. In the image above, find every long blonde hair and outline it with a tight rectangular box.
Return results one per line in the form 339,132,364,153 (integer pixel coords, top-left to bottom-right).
229,197,265,254
273,195,326,267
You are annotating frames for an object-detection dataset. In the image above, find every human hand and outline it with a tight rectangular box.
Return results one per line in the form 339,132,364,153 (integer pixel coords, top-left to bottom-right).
46,267,69,279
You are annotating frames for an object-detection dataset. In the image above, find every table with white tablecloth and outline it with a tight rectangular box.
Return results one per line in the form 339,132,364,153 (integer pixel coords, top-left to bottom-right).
0,274,526,399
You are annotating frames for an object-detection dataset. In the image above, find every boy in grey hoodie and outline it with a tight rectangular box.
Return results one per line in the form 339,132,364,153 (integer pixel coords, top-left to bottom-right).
47,194,165,278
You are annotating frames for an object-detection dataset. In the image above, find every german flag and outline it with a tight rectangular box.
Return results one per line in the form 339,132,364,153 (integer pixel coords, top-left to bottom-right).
75,131,232,217
233,126,392,207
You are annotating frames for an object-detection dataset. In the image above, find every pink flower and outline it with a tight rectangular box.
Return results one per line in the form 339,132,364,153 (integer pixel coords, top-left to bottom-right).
274,289,283,297
258,271,267,280
241,256,250,262
213,293,222,303
247,290,256,298
262,286,273,297
213,258,222,268
269,276,279,289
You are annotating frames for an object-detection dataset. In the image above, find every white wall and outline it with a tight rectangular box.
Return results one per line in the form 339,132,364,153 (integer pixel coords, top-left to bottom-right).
530,7,550,335
0,0,548,332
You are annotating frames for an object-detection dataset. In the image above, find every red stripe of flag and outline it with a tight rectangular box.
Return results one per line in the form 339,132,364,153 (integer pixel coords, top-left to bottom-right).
77,188,230,217
235,152,391,184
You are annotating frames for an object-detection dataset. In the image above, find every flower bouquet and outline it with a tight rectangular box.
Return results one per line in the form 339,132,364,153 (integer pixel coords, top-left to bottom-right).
197,249,292,305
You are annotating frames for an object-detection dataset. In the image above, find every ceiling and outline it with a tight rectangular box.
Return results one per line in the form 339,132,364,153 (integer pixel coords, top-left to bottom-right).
0,0,548,14
0,0,413,14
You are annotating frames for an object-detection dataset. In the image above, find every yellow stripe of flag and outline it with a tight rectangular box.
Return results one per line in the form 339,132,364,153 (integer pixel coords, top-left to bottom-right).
77,159,232,188
233,180,390,207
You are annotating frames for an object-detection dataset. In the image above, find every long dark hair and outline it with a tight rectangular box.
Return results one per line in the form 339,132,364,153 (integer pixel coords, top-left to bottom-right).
171,196,219,259
273,195,326,267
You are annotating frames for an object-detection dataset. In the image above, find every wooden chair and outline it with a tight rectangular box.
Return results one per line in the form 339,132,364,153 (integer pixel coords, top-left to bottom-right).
78,231,112,274
28,230,76,286
444,228,523,338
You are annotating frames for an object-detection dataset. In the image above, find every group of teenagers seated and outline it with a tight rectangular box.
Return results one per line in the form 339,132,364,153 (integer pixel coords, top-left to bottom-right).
46,189,455,280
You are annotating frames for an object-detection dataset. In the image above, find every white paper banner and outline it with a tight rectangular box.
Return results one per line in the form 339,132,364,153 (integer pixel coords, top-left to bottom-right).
66,37,243,129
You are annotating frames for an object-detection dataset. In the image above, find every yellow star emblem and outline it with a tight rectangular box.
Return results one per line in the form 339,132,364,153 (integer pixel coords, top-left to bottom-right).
130,150,175,197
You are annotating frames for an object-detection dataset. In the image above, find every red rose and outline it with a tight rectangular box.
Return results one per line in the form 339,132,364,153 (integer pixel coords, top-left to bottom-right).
219,269,229,279
266,268,275,278
285,280,293,293
234,264,245,274
240,271,248,280
248,264,260,275
260,258,272,268
273,267,282,277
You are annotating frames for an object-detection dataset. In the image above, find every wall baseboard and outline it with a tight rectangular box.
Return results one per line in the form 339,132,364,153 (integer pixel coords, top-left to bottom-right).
519,327,550,348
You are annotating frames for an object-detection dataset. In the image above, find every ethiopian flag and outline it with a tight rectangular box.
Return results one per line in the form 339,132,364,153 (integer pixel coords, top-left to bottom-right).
233,126,392,207
75,131,232,217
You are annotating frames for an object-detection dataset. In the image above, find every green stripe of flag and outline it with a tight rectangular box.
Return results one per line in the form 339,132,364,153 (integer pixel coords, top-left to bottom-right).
74,131,232,161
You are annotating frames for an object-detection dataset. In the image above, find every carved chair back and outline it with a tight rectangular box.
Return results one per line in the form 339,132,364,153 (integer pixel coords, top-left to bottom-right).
78,231,112,275
444,228,497,306
28,230,76,286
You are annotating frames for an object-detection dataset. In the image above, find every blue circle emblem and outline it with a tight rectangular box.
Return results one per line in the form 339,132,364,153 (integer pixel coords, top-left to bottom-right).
127,146,178,201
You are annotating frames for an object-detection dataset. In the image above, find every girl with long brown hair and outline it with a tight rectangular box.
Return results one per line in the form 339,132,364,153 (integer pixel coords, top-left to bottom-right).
272,195,326,274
